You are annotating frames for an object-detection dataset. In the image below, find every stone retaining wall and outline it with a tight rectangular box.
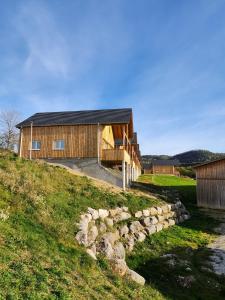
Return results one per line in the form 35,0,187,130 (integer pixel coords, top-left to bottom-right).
75,201,190,285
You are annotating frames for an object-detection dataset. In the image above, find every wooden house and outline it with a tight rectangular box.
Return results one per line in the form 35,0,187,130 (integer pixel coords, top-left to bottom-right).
16,108,142,189
144,160,180,175
195,158,225,209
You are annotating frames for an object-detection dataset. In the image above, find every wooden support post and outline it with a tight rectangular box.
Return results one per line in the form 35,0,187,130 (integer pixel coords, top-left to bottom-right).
19,127,23,158
122,160,126,191
97,123,100,165
29,121,33,160
122,125,125,149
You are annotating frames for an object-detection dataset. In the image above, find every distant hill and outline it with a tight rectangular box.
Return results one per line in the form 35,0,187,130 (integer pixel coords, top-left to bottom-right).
142,150,225,166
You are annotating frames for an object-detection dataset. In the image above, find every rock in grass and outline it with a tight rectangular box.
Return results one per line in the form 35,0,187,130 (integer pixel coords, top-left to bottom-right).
87,207,99,220
142,209,150,217
119,225,129,237
98,209,109,219
134,211,142,218
156,223,163,232
135,232,146,242
129,221,144,234
126,269,145,285
114,212,131,222
145,225,156,235
110,259,128,276
87,225,98,245
86,248,97,260
113,242,126,260
149,207,158,216
105,217,114,227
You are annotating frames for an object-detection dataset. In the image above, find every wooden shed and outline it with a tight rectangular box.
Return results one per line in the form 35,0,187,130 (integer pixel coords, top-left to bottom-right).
143,160,180,175
195,158,225,209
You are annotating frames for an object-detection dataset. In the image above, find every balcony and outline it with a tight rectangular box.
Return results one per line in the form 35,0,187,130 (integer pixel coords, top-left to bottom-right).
101,148,130,164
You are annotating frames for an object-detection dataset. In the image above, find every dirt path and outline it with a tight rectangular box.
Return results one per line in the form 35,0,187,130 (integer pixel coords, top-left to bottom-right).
206,211,225,276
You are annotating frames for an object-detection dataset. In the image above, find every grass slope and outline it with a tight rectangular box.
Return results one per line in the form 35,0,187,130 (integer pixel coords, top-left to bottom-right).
0,151,224,299
127,175,225,300
0,150,164,300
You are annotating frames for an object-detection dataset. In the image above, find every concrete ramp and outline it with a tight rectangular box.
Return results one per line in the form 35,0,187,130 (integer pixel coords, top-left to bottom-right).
45,158,123,188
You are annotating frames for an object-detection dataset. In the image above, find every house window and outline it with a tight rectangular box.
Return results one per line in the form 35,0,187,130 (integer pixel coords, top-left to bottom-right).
53,140,65,150
32,140,41,150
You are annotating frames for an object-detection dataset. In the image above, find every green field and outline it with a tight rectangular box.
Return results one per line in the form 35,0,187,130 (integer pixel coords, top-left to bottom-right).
0,151,224,299
138,174,196,187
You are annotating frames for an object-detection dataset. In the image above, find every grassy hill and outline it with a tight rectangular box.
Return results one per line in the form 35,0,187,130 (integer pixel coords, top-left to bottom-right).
142,149,225,166
0,150,224,299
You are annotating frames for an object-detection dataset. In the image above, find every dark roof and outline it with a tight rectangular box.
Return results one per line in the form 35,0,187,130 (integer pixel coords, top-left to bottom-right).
194,157,225,169
16,108,132,128
150,159,180,166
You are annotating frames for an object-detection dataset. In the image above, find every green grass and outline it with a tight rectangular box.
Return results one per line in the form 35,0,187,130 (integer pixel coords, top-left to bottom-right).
0,151,224,299
0,150,164,299
126,174,225,300
138,174,196,187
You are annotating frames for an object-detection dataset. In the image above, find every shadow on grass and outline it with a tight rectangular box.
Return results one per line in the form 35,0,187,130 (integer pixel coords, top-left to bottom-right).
128,245,225,300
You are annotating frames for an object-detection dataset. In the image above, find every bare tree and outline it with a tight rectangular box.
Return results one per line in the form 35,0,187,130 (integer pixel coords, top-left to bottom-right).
0,110,20,150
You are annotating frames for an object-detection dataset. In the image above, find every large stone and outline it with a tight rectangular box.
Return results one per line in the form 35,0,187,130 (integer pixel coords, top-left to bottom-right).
99,222,107,233
168,219,175,226
162,205,169,214
75,231,88,246
87,207,99,220
78,215,91,232
135,232,146,242
113,242,126,260
183,214,190,221
98,238,114,259
114,212,131,222
86,248,97,260
102,231,120,245
149,216,158,225
125,236,135,252
134,211,143,218
156,207,163,215
109,207,122,217
130,221,144,234
105,217,114,227
122,206,129,212
141,217,151,227
142,209,150,217
119,225,129,237
149,207,158,216
87,225,98,245
162,220,169,229
110,259,128,276
126,269,145,285
145,225,156,235
156,223,163,232
98,209,109,219
157,215,165,222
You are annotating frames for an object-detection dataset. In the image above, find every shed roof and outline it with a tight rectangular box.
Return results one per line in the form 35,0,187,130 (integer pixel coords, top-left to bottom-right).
16,108,133,128
194,157,225,169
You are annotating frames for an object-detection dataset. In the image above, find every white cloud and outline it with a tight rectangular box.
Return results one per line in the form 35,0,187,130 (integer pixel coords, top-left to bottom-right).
16,1,69,77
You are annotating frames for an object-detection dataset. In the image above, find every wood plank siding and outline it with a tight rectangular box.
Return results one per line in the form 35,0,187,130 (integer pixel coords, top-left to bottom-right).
20,125,99,159
196,159,225,209
101,149,130,164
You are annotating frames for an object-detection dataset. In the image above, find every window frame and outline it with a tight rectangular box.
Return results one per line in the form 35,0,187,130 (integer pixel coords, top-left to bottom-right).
31,140,41,151
53,139,65,150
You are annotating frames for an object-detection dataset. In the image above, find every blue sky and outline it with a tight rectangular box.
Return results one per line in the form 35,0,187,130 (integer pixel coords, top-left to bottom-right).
1,0,225,155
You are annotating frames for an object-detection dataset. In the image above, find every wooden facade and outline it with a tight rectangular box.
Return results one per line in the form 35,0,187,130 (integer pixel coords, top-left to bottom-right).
195,159,225,210
17,109,142,189
143,160,179,175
